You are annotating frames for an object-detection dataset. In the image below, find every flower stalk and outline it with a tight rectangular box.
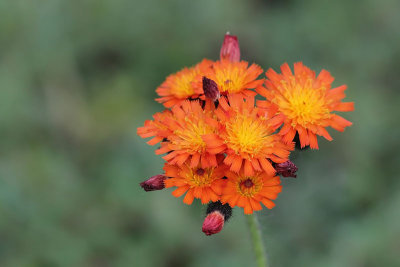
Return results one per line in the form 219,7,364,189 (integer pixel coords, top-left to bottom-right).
246,213,268,267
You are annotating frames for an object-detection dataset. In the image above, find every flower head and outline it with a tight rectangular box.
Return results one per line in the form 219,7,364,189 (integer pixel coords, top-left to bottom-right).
164,163,226,205
156,59,213,108
257,62,354,149
204,60,263,97
221,170,282,214
137,34,355,233
155,100,219,168
203,94,294,176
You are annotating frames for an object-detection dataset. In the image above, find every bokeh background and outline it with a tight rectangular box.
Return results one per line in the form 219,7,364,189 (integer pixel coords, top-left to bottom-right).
1,0,399,266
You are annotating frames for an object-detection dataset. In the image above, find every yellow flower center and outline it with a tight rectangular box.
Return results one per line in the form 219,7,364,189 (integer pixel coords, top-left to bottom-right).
225,114,274,157
237,176,262,197
276,78,331,126
172,116,214,153
170,68,199,98
185,167,215,187
214,65,246,93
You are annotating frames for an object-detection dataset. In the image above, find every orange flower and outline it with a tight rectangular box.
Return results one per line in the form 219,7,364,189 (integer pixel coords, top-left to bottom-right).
164,163,227,205
257,62,354,149
203,60,263,97
155,100,219,168
221,170,282,214
203,94,294,177
156,59,213,108
137,110,173,145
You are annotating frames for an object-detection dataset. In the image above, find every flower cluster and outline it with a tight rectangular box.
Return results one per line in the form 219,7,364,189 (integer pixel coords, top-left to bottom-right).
138,33,354,235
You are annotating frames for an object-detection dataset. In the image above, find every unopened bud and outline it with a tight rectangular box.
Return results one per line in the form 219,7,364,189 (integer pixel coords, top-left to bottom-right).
139,175,166,191
202,211,224,236
202,77,220,101
202,201,232,236
275,160,298,178
220,33,240,62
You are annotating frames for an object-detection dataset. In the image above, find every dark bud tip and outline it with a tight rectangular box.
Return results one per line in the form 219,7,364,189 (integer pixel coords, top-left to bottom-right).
202,76,220,102
139,174,166,191
202,211,224,236
207,201,232,220
275,160,298,178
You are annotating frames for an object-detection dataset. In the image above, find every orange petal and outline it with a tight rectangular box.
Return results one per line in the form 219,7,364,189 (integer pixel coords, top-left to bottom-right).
183,190,195,205
333,102,354,112
251,159,262,172
230,157,243,173
259,158,276,176
243,202,253,214
317,126,333,141
330,114,352,132
281,63,293,79
261,198,275,209
262,176,280,186
327,85,347,101
190,153,200,168
283,128,296,144
244,160,254,177
175,153,189,165
297,127,310,148
207,154,218,167
155,144,171,155
172,186,189,197
147,136,163,146
202,134,224,147
309,132,319,149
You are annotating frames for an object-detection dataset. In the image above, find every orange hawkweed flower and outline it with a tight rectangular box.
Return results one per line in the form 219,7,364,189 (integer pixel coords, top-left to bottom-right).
155,100,219,168
221,170,282,214
257,62,354,149
137,110,173,145
203,95,294,177
156,59,213,108
164,163,226,205
204,60,263,97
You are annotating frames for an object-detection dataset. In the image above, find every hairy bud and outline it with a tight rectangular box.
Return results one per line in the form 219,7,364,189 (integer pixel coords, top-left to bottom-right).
220,33,240,62
202,211,224,236
275,160,298,178
139,175,166,191
202,77,220,102
202,201,232,236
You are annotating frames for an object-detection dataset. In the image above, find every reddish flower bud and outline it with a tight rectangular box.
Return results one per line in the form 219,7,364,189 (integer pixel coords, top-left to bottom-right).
202,201,232,236
139,175,166,191
220,32,240,62
202,211,225,236
275,160,298,178
202,76,220,101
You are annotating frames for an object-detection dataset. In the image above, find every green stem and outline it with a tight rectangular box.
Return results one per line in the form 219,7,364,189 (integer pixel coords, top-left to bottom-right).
246,213,268,267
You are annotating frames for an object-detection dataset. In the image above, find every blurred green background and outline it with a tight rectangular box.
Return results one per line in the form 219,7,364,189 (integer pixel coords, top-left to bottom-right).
1,0,399,266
